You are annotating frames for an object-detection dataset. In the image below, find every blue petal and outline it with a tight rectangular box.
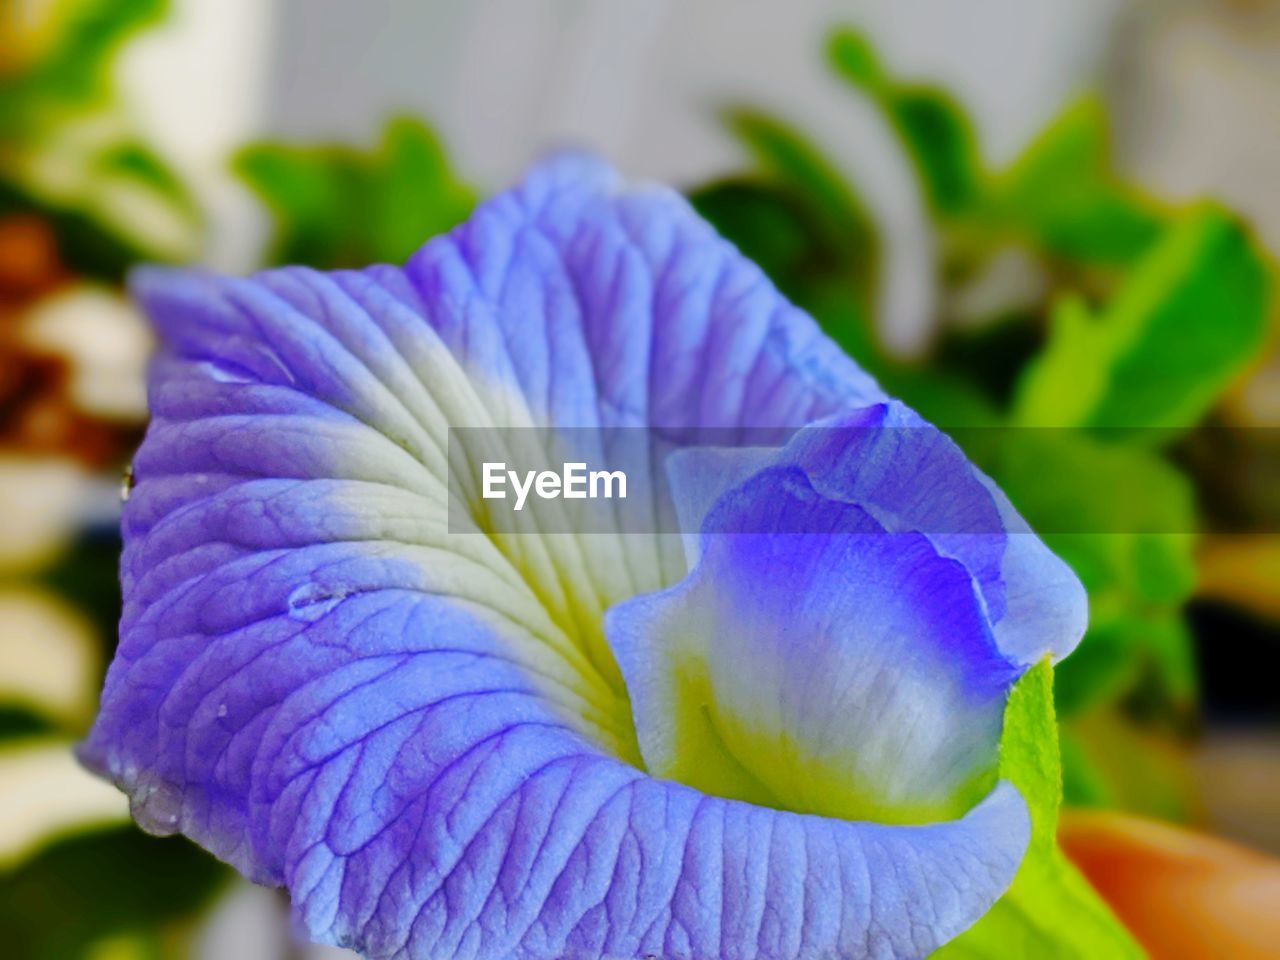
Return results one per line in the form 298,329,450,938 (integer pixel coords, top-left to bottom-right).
88,545,1029,957
667,402,1087,666
401,151,882,431
83,155,1040,958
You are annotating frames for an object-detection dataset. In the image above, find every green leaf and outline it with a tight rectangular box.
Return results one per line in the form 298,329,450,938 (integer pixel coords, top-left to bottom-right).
828,27,982,216
704,112,881,359
885,88,983,216
1014,206,1271,432
689,180,825,294
993,99,1164,265
722,108,878,258
366,117,477,263
1054,613,1197,720
802,283,886,378
1010,296,1107,426
1085,208,1270,430
234,144,366,267
932,310,1047,410
933,662,1143,959
237,116,476,269
826,28,885,88
1136,613,1198,708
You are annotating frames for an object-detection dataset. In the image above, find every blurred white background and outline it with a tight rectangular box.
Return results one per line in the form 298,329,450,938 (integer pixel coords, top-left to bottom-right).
117,0,1280,360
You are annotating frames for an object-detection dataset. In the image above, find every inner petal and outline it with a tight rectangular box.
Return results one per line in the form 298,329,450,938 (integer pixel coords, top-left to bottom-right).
607,466,1022,824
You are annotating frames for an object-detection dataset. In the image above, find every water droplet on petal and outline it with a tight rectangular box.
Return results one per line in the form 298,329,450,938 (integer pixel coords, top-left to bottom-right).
287,582,347,623
131,780,183,836
199,359,253,384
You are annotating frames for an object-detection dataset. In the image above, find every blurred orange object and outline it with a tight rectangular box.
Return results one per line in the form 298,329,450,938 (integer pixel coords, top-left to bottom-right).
1061,809,1280,959
0,214,142,466
0,215,66,303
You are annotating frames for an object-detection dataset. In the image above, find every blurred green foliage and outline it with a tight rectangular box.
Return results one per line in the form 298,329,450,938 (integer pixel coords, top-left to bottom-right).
828,29,983,218
1014,208,1268,431
2,5,227,957
690,110,881,361
989,100,1163,266
690,25,1274,825
236,116,476,269
0,829,227,960
0,0,199,268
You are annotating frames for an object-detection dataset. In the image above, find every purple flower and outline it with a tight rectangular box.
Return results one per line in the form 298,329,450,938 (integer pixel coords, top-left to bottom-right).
82,155,1085,959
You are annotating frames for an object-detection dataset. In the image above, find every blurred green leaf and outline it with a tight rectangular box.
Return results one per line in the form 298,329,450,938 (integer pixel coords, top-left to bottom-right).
978,430,1198,718
695,110,881,363
689,180,823,294
879,367,1002,428
0,0,165,121
235,144,364,266
992,99,1164,266
800,282,883,374
0,827,228,960
932,310,1046,409
368,117,474,262
1057,559,1198,722
720,108,879,267
0,179,146,281
1058,727,1115,809
1138,613,1199,709
1059,708,1200,822
933,661,1143,959
825,27,885,88
237,116,476,269
981,431,1196,595
0,706,56,740
829,28,982,216
1054,614,1196,719
884,88,983,217
0,0,199,261
1051,620,1145,719
1011,296,1105,426
1015,207,1271,432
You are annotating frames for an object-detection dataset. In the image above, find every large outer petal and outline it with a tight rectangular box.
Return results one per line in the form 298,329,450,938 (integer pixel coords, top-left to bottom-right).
87,505,1028,958
84,155,1030,959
